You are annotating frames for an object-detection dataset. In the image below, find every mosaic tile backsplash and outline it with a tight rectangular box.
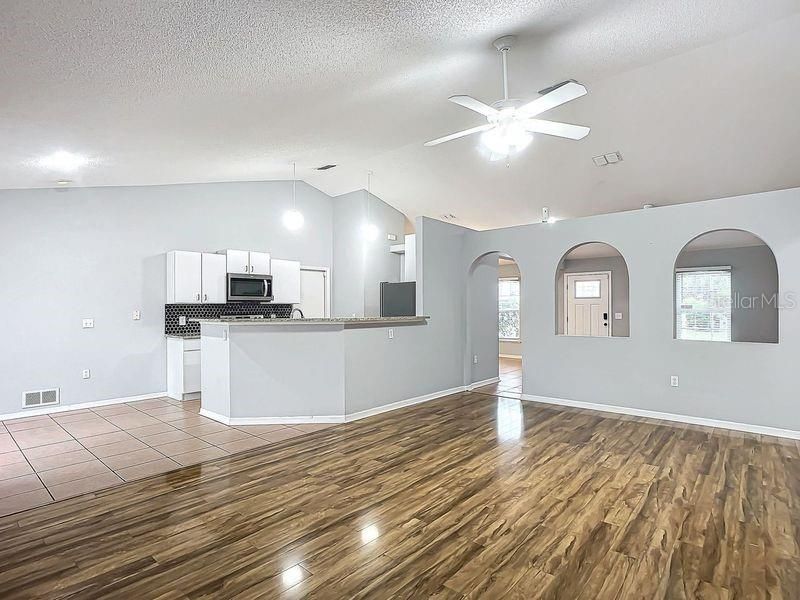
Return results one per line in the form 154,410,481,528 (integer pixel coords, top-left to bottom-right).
165,303,294,337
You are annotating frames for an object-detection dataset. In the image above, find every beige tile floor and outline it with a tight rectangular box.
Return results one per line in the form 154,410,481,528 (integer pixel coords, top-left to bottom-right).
0,397,334,517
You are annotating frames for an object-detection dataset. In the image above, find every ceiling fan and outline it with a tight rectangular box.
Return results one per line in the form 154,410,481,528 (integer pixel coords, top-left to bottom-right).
424,35,590,160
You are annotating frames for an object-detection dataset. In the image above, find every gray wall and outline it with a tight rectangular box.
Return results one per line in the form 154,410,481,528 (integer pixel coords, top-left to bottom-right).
468,254,500,383
555,255,630,337
462,187,800,432
332,190,404,318
0,180,338,415
675,245,778,343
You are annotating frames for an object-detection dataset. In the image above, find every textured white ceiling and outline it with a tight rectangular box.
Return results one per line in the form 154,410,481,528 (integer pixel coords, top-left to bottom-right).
2,1,800,229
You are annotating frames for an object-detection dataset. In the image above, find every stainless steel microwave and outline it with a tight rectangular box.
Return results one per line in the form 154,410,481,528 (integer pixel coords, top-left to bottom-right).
227,273,273,302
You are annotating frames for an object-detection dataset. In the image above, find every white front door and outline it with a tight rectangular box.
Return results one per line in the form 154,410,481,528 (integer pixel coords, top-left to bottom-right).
300,269,327,318
565,272,611,336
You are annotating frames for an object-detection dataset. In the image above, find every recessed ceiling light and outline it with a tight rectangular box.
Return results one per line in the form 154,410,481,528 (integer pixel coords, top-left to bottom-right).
55,179,73,186
33,151,93,172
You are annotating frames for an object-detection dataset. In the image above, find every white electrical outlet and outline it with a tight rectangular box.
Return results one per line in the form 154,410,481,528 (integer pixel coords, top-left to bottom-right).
614,312,623,320
670,375,679,387
388,328,394,339
473,354,478,364
133,310,141,320
82,369,91,380
178,316,187,326
82,318,94,328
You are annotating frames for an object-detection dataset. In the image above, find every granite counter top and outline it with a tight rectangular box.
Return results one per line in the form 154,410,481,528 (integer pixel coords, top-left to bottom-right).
191,316,429,326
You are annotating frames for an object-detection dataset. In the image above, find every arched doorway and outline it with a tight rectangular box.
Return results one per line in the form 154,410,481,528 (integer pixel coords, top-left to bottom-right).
466,251,523,398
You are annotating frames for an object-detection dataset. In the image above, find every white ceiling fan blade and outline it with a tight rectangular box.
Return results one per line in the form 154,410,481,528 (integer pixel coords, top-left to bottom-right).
524,119,590,140
424,124,494,147
517,82,587,118
448,95,498,117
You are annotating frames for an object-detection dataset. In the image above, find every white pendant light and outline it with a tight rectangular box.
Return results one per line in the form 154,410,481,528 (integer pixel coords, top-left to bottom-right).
282,162,304,231
363,170,379,240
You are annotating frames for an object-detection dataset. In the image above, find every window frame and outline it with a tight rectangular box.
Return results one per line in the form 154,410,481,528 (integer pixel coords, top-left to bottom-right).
674,265,732,343
498,276,521,342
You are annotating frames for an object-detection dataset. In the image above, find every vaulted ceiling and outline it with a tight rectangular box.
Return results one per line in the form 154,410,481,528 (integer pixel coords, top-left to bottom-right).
2,1,799,229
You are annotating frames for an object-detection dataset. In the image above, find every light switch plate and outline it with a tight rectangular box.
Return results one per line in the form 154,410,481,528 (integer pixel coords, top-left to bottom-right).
82,369,91,379
388,328,394,339
82,318,94,328
133,311,141,320
614,312,623,320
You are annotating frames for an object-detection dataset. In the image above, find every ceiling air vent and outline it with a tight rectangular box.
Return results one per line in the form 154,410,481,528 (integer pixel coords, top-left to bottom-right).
23,388,60,409
316,164,337,171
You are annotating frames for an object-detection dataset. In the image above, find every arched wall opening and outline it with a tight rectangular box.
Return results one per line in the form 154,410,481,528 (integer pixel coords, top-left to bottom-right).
466,251,523,395
554,242,630,337
673,229,778,343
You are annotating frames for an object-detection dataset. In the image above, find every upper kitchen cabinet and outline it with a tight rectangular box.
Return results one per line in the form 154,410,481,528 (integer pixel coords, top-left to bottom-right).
167,251,227,304
167,251,202,303
220,249,271,274
271,258,301,304
201,253,227,303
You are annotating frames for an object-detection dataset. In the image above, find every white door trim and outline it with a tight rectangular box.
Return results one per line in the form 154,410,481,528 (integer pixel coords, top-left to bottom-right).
564,270,612,336
300,265,331,318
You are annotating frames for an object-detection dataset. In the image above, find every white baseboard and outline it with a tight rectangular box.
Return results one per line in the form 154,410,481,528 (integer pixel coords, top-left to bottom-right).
201,386,468,426
467,376,500,391
520,393,800,440
199,409,345,426
344,385,467,422
499,353,522,359
0,392,167,422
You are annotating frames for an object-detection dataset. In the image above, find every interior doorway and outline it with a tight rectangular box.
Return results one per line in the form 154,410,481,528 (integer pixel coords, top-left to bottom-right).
466,252,523,398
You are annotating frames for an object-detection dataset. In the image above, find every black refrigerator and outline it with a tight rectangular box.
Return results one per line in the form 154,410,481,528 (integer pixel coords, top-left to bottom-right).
380,282,416,317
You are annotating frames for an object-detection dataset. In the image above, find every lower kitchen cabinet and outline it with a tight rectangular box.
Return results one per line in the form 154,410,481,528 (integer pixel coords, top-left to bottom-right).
167,337,201,400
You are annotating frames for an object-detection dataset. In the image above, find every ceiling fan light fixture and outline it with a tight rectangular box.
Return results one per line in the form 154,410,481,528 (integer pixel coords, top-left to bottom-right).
480,122,532,158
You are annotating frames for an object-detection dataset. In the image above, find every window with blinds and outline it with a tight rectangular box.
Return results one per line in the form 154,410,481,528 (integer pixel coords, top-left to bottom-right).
675,268,732,342
499,277,520,340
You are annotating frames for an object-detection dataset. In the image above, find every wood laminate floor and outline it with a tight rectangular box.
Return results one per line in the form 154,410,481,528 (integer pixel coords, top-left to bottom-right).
1,391,798,599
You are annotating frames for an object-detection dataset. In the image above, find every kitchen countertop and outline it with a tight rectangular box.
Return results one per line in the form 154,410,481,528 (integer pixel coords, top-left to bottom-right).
191,316,429,326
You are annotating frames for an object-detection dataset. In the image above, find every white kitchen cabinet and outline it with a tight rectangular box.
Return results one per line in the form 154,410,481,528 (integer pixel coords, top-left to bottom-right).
223,249,250,274
201,253,227,303
219,250,271,275
271,258,301,304
167,251,202,303
250,251,271,275
167,337,201,401
168,251,230,304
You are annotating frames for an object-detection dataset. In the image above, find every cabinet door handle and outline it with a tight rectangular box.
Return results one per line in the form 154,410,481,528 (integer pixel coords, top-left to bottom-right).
203,294,208,301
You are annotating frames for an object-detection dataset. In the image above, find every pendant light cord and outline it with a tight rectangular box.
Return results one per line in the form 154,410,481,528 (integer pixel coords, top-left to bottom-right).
292,162,297,209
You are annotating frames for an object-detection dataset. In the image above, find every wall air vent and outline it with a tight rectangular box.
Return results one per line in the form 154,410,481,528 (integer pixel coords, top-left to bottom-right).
440,214,458,221
23,388,60,408
316,164,337,170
